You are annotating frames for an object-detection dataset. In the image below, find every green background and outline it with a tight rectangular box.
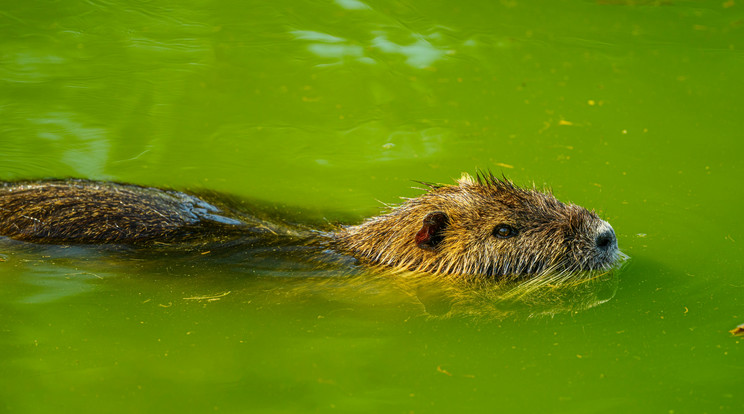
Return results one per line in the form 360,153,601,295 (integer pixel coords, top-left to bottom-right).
1,0,742,412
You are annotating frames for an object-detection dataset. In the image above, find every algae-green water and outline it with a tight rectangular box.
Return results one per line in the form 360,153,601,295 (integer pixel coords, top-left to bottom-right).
1,0,743,412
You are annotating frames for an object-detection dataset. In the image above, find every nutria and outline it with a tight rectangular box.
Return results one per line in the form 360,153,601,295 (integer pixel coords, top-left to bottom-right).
0,172,621,278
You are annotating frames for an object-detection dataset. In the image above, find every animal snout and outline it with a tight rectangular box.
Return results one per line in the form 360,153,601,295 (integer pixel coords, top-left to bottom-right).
595,224,617,252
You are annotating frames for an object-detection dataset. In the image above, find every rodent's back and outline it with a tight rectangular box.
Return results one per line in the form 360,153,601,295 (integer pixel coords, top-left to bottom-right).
0,180,251,244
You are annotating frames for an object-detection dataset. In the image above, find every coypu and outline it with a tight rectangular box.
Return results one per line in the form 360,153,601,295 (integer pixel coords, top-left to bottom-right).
0,173,621,278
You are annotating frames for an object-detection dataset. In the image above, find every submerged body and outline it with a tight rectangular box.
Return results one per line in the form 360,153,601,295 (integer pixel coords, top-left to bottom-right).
0,180,312,243
0,173,621,278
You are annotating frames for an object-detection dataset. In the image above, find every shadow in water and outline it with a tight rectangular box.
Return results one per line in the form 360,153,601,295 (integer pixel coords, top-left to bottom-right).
0,237,628,321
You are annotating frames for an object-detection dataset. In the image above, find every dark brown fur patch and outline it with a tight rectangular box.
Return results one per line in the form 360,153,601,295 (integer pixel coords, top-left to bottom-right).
0,180,247,244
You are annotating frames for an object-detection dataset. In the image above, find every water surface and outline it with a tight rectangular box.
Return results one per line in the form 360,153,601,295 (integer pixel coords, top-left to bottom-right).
1,0,743,412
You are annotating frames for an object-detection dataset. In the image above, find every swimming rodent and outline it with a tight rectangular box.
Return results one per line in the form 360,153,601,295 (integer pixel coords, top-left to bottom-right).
0,172,621,278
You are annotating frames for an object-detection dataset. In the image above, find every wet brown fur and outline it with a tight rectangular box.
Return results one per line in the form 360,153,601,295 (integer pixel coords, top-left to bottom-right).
332,172,619,278
0,180,271,244
0,174,620,278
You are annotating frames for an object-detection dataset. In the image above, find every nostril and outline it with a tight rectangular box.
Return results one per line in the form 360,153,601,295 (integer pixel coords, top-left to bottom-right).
596,230,616,250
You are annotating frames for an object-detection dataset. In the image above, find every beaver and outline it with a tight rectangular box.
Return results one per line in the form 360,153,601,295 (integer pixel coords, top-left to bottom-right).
0,172,621,278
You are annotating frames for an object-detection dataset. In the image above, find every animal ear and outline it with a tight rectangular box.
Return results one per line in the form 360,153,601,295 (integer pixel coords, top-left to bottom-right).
415,211,450,251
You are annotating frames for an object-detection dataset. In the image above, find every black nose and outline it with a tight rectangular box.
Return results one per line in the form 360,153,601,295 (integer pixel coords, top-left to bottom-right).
595,229,616,251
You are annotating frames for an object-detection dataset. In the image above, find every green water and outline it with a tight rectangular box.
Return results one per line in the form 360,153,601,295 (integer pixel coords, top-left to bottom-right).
1,0,743,412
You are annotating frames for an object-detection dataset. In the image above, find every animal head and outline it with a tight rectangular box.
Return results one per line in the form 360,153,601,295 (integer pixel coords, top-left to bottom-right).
338,172,620,278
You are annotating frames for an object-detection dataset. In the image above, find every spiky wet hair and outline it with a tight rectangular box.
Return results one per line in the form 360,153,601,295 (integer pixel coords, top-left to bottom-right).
334,172,619,278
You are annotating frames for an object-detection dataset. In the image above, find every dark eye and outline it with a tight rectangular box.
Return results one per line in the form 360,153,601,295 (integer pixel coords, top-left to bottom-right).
492,224,517,239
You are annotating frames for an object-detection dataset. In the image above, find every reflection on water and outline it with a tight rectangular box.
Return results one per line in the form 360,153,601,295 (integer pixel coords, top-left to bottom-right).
2,237,626,320
284,264,626,320
370,33,448,69
13,264,107,305
291,0,471,70
292,27,455,69
335,0,371,11
292,30,370,66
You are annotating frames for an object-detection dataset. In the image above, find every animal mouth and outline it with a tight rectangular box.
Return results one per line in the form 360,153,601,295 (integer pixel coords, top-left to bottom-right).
590,250,622,270
543,221,623,275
